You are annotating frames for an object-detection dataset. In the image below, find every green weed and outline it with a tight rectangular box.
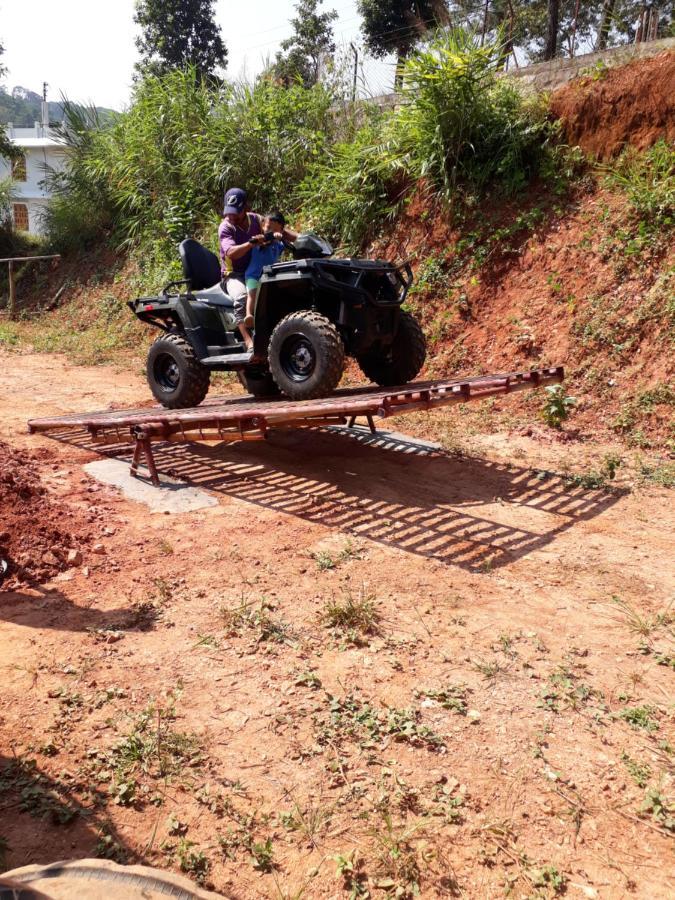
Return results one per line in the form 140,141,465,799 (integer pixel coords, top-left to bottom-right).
177,839,211,884
0,758,77,825
315,694,444,752
621,752,652,788
541,384,576,429
416,683,471,716
617,705,660,732
220,598,291,644
639,787,674,833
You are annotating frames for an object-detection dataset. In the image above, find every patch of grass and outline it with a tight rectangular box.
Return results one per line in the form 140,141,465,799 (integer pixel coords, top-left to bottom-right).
177,839,211,884
315,694,444,752
280,796,331,847
617,705,660,732
565,453,623,490
538,666,603,713
86,698,202,806
610,596,673,638
639,787,674,833
370,812,424,899
416,683,471,715
472,658,503,680
0,757,77,824
531,864,567,895
220,597,291,644
606,140,674,228
637,461,675,487
312,540,365,571
322,587,380,643
0,323,19,347
621,752,652,788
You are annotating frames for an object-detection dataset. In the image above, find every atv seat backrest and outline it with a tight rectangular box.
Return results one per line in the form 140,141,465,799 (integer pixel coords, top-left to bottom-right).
179,239,222,291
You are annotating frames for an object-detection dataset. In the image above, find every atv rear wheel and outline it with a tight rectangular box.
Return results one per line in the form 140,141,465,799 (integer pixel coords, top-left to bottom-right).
146,331,210,409
237,369,281,398
268,310,345,400
357,311,426,387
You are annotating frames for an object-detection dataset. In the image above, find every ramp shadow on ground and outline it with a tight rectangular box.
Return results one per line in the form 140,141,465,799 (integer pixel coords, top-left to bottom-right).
47,425,624,573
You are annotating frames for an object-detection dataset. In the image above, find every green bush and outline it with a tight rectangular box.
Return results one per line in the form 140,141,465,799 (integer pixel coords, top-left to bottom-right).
302,29,559,248
390,29,554,201
607,140,674,227
300,113,400,249
46,68,336,255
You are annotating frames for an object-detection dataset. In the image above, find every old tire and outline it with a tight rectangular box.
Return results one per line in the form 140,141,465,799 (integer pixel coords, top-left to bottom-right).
357,311,426,387
237,369,281,398
268,310,345,400
146,331,210,409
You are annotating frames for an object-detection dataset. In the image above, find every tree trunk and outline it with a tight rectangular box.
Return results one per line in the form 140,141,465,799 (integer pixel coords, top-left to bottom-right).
596,0,616,51
394,48,407,91
544,0,559,60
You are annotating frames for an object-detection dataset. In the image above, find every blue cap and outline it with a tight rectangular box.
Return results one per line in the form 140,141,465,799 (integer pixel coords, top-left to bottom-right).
223,187,247,215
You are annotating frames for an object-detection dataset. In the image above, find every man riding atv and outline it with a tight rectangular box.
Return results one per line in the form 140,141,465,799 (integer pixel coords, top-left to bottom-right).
129,192,427,407
218,187,298,350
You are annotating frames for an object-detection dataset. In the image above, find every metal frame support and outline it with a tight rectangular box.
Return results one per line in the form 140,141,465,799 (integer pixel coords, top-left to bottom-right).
129,428,161,487
347,414,378,434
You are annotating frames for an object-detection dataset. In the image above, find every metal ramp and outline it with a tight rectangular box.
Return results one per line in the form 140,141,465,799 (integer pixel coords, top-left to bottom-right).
27,366,563,486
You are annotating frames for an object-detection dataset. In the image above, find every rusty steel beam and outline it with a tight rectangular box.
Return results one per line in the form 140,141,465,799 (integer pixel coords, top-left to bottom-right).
27,366,564,486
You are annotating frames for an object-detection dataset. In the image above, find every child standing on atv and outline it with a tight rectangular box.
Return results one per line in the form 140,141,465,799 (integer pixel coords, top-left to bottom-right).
243,211,296,330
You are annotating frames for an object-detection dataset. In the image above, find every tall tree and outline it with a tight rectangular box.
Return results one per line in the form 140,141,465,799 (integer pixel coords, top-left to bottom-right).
133,0,227,81
274,0,338,87
544,0,560,57
358,0,452,85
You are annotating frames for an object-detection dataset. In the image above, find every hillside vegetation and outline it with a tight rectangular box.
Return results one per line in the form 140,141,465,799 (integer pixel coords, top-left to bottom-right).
0,35,673,455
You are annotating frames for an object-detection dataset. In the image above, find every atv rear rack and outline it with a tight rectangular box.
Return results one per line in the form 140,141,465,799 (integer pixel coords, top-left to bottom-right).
28,366,563,487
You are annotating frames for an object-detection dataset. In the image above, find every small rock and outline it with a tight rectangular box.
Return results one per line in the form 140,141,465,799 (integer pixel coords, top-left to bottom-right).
66,549,83,566
41,550,59,566
468,709,481,723
91,543,105,555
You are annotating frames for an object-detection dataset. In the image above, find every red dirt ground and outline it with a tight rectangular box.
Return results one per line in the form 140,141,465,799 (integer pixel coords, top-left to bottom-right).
0,441,97,589
549,50,675,159
0,352,673,899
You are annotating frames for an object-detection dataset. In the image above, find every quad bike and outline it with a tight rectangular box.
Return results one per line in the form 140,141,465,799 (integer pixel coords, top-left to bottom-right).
128,233,426,408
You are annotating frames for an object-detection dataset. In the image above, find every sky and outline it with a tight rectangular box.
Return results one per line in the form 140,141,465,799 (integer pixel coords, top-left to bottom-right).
0,0,392,110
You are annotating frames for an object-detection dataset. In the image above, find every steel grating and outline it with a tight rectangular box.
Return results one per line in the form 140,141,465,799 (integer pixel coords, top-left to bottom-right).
27,366,564,486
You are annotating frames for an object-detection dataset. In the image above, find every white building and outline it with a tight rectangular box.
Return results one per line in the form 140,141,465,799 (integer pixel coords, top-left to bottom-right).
1,100,69,235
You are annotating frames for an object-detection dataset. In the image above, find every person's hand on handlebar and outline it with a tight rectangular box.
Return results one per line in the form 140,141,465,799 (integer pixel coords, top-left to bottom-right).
249,234,268,246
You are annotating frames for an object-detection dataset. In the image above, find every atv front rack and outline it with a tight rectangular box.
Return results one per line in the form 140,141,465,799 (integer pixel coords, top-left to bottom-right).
28,366,563,487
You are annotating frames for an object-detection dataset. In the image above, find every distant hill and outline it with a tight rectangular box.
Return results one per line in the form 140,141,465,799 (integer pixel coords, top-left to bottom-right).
0,85,117,126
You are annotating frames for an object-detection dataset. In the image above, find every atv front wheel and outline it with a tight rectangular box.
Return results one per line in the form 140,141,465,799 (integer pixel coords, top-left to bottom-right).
268,310,345,400
357,311,426,387
146,331,210,409
237,369,281,398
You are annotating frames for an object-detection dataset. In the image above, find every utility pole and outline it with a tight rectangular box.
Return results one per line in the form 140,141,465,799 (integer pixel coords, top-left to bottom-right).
349,43,358,102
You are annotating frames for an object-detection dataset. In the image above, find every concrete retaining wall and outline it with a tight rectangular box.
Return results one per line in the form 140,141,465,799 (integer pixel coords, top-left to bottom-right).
508,36,675,93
